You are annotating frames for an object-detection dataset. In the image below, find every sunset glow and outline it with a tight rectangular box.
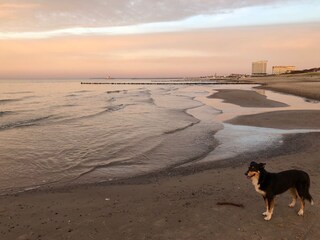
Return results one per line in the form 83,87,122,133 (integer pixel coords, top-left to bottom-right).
0,0,319,78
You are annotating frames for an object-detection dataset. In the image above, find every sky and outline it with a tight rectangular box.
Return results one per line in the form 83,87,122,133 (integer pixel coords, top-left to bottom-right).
0,0,319,78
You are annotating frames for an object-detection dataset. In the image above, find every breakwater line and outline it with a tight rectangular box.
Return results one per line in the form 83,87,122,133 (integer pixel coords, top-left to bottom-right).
81,81,258,85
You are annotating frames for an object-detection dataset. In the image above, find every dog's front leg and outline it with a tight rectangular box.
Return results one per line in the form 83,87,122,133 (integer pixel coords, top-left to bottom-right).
262,197,268,216
264,197,275,221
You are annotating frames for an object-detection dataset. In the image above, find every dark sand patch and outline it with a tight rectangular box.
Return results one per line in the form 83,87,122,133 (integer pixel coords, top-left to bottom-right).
208,89,288,108
227,110,320,130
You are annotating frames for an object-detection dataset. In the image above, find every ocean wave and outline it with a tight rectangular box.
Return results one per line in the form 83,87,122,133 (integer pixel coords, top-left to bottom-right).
75,123,218,182
0,115,53,131
3,91,33,95
164,121,200,134
0,96,36,104
105,104,126,112
66,90,92,96
134,90,156,105
66,93,79,97
0,111,14,117
74,90,92,93
136,97,155,105
59,104,129,123
60,104,77,107
0,98,20,104
106,90,122,94
74,159,143,180
107,97,116,102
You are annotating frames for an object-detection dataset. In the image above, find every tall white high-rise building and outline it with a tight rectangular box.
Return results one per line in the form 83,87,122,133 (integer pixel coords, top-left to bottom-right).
252,60,268,76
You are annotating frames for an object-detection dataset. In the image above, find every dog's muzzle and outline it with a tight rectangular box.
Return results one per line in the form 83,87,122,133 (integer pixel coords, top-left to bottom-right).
245,171,253,179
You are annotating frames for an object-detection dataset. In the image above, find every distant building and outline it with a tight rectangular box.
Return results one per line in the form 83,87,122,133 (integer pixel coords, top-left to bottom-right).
252,60,268,76
228,73,248,79
272,66,296,75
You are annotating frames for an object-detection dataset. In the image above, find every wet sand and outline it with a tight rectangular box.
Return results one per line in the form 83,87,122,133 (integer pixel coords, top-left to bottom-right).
1,82,320,240
208,89,288,108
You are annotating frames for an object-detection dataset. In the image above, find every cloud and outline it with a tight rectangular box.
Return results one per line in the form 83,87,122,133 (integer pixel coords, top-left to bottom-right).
1,1,319,40
1,23,319,78
0,0,303,31
0,2,39,21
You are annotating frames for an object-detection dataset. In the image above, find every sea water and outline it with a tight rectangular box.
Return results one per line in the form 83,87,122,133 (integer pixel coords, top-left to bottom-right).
0,79,319,194
0,79,222,193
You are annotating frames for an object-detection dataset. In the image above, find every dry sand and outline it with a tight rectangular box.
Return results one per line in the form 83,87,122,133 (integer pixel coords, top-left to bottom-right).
227,110,320,130
244,73,320,101
1,77,320,240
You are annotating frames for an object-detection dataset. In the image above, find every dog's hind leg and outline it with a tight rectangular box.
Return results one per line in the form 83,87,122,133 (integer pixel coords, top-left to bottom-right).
297,197,305,216
296,184,306,216
289,188,298,208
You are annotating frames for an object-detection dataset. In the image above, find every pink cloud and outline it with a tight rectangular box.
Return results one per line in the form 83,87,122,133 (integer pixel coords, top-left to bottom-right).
0,23,318,78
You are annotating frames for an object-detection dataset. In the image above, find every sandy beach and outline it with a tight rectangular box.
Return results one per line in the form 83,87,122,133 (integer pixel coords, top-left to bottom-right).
1,75,320,240
245,73,320,101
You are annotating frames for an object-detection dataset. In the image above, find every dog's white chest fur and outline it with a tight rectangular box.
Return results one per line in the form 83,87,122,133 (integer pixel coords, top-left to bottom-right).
251,177,266,196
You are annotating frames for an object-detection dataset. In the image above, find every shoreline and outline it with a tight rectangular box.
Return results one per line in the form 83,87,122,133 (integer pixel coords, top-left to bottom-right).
0,128,312,196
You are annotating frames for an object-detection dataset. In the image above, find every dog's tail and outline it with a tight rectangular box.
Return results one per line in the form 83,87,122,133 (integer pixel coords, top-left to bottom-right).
303,174,314,205
297,172,314,205
306,192,314,206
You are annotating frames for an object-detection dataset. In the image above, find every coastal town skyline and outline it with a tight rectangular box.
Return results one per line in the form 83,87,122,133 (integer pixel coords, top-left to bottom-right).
0,0,319,79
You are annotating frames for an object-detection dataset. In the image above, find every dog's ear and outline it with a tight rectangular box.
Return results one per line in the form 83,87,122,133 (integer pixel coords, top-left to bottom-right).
258,163,266,169
250,161,257,166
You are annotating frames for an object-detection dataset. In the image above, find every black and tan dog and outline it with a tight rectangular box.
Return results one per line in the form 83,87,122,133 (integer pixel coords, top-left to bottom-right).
245,161,314,221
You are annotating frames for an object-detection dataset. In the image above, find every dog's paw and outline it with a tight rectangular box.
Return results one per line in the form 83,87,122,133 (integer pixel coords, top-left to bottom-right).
262,211,268,216
288,203,295,208
264,215,272,221
298,209,304,216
